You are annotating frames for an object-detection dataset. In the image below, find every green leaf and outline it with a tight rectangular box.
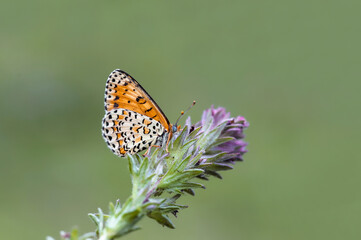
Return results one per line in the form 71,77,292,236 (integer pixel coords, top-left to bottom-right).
147,212,175,229
88,213,100,226
156,205,186,213
150,147,161,160
202,152,228,163
70,228,78,240
173,139,197,161
159,169,204,189
207,136,234,150
114,199,122,215
187,126,201,140
138,157,150,178
98,208,104,232
122,208,142,222
175,154,192,172
177,169,204,181
109,202,115,215
201,112,213,131
196,123,226,150
182,188,195,196
186,151,204,168
204,163,233,171
171,126,188,150
165,139,197,175
127,154,138,175
196,174,209,180
204,170,223,179
166,182,205,191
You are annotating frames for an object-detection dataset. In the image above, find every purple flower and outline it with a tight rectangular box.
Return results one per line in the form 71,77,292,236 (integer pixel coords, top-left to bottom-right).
216,113,249,162
194,106,231,130
192,106,249,173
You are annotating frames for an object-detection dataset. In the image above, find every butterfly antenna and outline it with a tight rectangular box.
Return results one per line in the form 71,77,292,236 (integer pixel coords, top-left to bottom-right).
175,101,196,126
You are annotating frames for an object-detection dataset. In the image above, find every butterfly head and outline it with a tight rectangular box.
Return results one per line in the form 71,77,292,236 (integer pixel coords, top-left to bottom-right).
171,124,182,133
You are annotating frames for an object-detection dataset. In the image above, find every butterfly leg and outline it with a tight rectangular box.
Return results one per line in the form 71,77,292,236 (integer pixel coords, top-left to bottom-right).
165,131,173,153
143,145,161,157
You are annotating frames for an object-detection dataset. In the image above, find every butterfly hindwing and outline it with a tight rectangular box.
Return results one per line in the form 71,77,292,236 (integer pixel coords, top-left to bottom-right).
102,108,166,157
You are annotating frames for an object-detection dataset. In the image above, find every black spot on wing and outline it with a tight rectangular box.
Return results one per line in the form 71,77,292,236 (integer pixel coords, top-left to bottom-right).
145,107,153,113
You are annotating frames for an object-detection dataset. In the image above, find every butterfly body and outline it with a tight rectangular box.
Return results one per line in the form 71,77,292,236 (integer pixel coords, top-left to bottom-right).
102,69,171,157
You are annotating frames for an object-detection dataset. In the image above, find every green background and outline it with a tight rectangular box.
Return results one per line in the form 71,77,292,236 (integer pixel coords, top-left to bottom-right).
1,0,360,239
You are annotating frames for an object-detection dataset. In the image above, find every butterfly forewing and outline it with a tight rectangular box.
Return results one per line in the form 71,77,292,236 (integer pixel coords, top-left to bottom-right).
104,69,170,132
102,70,170,157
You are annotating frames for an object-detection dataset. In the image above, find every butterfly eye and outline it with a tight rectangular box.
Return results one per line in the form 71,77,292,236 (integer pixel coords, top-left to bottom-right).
172,125,178,133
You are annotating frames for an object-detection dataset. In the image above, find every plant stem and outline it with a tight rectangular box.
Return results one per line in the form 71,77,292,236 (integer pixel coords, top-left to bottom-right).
98,172,160,239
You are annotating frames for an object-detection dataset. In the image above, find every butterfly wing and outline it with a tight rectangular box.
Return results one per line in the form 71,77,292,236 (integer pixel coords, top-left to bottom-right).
102,109,166,157
102,69,170,157
104,69,170,132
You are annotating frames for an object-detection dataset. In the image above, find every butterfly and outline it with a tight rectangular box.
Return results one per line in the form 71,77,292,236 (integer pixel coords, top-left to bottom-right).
102,69,178,157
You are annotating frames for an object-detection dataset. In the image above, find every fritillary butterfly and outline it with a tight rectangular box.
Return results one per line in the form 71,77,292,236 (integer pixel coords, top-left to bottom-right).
102,69,173,157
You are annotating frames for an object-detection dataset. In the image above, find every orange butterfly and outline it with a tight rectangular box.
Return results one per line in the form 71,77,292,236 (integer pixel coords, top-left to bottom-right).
102,69,185,157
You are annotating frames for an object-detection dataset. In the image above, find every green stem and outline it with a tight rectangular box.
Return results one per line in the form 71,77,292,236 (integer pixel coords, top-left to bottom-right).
98,197,145,239
98,176,161,239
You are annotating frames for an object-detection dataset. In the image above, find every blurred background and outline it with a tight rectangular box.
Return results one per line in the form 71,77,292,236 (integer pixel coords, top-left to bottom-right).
1,0,360,239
